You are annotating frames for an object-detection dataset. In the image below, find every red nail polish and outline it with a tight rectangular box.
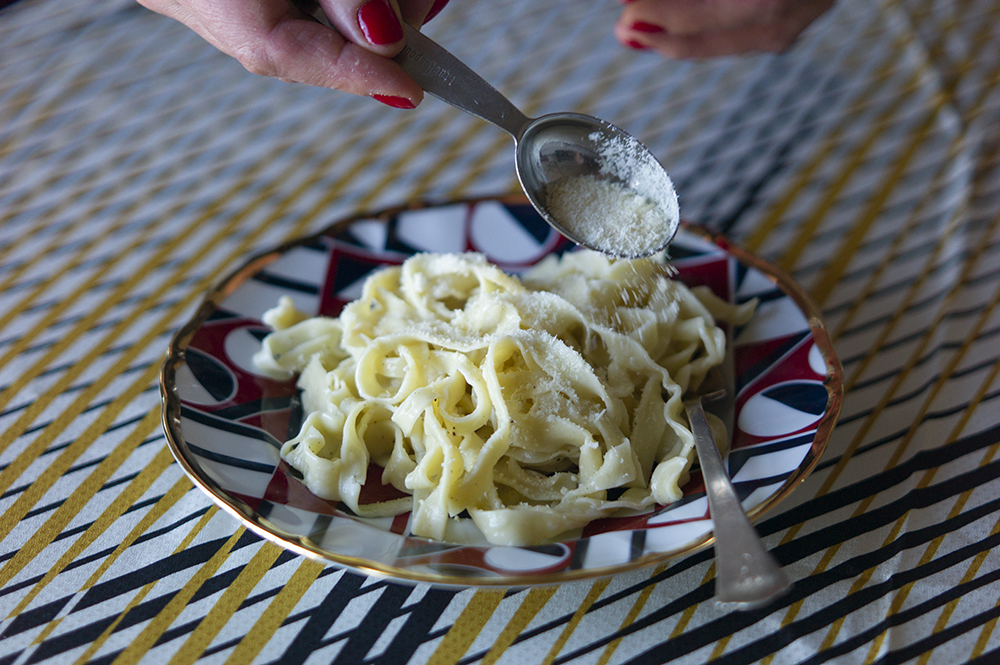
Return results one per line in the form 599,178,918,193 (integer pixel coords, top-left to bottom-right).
624,39,648,50
358,0,404,45
631,21,665,34
372,94,416,109
424,0,451,23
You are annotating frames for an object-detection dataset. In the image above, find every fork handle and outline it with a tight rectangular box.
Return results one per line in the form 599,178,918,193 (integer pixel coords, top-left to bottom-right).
685,400,791,609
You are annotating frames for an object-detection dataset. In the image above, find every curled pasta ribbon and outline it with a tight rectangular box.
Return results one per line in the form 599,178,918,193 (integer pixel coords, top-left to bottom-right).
254,251,754,546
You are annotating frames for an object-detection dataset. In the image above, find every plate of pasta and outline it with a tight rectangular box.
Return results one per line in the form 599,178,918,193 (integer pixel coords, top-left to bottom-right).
161,195,842,587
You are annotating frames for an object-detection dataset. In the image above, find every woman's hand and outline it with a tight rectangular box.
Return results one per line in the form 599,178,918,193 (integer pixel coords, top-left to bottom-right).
615,0,834,58
137,0,451,107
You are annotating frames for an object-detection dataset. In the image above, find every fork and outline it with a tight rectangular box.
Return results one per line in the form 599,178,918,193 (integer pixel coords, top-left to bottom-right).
684,375,791,610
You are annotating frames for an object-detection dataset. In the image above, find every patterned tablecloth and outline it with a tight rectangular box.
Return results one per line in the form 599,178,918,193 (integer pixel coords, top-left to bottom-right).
2,0,1000,663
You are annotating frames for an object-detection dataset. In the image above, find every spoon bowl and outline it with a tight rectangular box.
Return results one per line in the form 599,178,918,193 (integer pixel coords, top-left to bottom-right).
516,112,679,258
396,25,679,258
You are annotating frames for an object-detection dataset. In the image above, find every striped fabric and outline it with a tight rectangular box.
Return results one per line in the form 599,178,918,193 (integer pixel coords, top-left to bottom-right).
1,0,998,662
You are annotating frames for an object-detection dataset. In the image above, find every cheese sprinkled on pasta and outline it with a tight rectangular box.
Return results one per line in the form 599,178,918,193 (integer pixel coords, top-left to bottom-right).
253,251,754,546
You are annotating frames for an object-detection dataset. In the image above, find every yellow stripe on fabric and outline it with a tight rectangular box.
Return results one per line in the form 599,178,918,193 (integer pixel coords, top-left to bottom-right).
168,542,286,665
0,95,429,566
20,474,192,650
541,579,610,665
72,508,224,665
0,97,344,429
427,590,507,665
0,80,238,289
741,49,914,253
772,80,930,274
0,215,81,295
821,461,941,656
803,102,942,303
0,74,316,304
1,409,165,610
878,498,1000,665
0,125,259,340
805,14,997,305
0,360,164,547
82,477,194,592
0,116,379,524
866,334,1000,664
0,229,221,430
480,586,558,665
758,0,999,630
110,527,246,665
834,175,999,389
223,558,325,665
773,252,1000,653
596,564,669,665
0,214,162,363
970,594,1000,660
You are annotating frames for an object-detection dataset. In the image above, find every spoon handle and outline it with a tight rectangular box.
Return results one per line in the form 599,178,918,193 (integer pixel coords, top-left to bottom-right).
685,398,791,609
396,23,531,139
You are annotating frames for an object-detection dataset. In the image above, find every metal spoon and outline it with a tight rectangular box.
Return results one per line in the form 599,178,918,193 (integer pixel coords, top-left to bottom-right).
395,24,679,259
684,378,791,609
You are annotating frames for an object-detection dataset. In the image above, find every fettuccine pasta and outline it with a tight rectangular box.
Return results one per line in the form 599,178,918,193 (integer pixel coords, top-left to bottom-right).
253,251,754,546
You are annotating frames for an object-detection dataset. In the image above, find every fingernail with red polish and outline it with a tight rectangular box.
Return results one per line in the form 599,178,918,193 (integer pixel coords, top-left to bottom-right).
372,94,416,109
424,0,451,23
631,21,665,34
624,39,649,50
358,0,404,45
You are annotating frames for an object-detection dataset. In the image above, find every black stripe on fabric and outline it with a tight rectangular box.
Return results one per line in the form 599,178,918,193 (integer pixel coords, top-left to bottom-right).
2,291,181,360
759,422,1000,542
0,504,211,601
549,482,1000,665
835,264,1000,354
369,587,460,664
14,534,264,663
331,583,414,664
18,437,161,523
193,552,332,661
831,362,999,444
618,524,1000,665
843,323,1000,398
814,388,1000,476
555,456,1000,664
857,341,1000,412
492,423,1000,662
966,643,1000,665
706,99,825,237
823,218,998,318
194,572,458,665
3,425,158,505
277,572,367,664
73,536,253,612
1,400,154,478
693,59,833,230
0,359,156,419
793,559,1000,665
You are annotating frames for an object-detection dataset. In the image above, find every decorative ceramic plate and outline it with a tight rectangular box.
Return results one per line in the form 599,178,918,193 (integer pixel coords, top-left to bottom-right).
161,196,842,587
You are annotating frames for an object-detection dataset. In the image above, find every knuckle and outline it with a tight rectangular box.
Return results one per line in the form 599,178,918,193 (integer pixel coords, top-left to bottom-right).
234,42,278,77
